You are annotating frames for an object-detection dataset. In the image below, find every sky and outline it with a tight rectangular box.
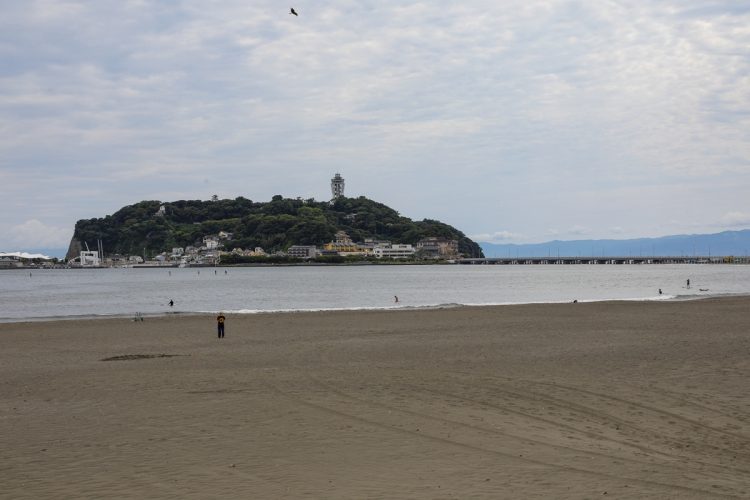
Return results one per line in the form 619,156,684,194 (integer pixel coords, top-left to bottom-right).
1,0,749,253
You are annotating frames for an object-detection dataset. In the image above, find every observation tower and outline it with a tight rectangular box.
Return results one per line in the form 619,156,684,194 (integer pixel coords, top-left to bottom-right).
331,173,345,199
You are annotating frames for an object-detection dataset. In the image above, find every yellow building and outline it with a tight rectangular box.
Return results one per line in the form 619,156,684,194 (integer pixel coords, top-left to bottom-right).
323,231,371,255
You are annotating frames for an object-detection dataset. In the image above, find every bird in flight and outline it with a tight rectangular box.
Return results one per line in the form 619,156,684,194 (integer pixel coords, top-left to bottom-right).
290,7,298,16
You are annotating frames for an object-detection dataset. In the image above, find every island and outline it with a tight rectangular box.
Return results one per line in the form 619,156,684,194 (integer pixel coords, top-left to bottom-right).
65,194,483,267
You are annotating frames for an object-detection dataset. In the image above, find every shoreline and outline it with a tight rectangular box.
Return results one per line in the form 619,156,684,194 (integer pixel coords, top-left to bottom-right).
0,260,450,270
2,291,745,325
4,261,750,271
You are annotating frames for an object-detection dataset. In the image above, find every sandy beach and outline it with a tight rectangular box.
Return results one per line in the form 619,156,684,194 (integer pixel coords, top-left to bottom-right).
1,298,750,499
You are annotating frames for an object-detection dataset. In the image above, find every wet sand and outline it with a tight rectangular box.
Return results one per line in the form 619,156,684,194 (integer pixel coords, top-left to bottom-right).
1,298,750,499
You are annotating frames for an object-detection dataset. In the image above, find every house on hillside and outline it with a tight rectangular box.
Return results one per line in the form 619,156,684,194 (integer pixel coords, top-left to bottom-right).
287,245,318,259
416,238,459,259
203,236,220,250
323,231,370,256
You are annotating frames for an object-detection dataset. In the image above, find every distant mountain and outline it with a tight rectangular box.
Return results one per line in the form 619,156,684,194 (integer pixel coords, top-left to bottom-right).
66,196,483,260
480,230,750,258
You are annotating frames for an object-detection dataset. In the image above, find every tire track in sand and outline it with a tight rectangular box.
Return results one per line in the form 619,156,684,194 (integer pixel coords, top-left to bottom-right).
434,373,750,473
263,377,738,499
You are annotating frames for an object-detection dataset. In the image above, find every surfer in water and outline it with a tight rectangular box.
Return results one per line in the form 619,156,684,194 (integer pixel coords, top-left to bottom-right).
394,295,399,303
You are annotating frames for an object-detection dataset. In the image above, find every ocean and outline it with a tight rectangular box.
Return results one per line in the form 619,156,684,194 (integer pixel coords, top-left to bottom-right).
1,264,749,322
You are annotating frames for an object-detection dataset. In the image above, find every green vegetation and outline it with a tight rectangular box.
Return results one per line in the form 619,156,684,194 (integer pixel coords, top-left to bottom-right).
69,196,484,259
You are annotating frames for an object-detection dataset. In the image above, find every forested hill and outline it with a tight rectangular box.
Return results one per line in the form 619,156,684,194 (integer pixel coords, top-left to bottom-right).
66,196,483,260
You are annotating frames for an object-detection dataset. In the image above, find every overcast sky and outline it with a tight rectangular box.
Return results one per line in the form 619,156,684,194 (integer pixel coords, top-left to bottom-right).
2,0,749,251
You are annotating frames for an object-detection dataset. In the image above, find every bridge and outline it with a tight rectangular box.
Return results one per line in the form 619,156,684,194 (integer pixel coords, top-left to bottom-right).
457,256,750,265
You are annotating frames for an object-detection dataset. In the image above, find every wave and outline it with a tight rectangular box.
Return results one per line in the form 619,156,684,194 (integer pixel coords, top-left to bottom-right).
199,295,699,315
3,292,749,324
200,304,457,315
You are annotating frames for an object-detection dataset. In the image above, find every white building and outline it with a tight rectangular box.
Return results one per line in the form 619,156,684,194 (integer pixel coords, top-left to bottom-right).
373,244,415,259
287,245,318,259
0,255,22,268
80,250,100,267
203,236,219,250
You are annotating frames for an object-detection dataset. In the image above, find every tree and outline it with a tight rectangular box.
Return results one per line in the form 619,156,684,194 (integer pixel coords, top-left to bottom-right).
70,195,483,257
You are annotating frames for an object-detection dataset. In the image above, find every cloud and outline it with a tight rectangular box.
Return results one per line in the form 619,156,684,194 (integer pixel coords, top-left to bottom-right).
470,231,524,243
720,212,750,227
545,225,592,239
0,1,749,245
568,225,592,236
7,219,72,249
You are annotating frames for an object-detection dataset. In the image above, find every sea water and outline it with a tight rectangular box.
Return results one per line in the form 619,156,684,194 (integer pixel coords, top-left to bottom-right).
1,264,749,322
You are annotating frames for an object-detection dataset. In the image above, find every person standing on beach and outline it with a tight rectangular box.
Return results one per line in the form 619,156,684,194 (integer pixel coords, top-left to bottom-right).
217,312,226,338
